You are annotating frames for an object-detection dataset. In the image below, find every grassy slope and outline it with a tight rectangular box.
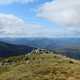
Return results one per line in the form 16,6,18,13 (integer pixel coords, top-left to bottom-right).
0,53,80,80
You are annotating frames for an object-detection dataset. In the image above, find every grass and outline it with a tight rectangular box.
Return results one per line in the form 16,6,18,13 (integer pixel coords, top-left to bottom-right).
0,52,80,80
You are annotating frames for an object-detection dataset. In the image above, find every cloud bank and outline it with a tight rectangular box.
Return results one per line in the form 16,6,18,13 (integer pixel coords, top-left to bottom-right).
0,0,80,37
38,0,80,26
0,13,69,37
0,13,50,37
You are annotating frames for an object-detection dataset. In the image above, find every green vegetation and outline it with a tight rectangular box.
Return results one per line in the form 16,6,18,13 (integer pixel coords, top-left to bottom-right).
0,50,80,80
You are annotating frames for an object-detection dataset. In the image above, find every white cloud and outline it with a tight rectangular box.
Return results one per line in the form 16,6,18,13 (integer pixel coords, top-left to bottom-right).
0,0,35,4
0,13,50,37
0,13,79,38
0,13,73,38
38,0,80,26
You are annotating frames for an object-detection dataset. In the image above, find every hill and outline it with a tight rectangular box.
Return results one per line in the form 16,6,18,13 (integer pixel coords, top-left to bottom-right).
1,38,80,49
1,38,80,59
0,41,35,57
0,50,80,80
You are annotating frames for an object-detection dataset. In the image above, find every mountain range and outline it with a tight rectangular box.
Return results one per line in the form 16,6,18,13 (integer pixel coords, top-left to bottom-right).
1,38,80,49
0,38,80,59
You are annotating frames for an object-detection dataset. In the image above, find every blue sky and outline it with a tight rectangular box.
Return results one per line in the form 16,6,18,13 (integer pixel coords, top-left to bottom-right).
0,0,52,23
0,0,79,37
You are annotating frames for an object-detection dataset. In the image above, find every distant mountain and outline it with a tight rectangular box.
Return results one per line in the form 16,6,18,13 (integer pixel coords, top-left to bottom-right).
0,41,35,57
1,38,80,59
1,38,80,49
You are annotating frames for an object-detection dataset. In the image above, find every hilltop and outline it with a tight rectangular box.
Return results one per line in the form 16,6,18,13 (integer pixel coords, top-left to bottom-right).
0,50,80,80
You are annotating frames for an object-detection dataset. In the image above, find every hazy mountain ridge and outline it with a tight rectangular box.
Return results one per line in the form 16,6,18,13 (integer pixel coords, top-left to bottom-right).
1,38,80,59
0,41,35,57
1,38,80,49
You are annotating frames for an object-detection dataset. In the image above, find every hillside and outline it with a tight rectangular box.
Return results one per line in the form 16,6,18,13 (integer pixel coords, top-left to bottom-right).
2,38,80,49
0,41,35,57
0,50,80,80
1,38,80,59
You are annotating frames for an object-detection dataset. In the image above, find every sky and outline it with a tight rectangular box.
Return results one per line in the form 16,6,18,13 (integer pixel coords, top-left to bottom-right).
0,0,79,37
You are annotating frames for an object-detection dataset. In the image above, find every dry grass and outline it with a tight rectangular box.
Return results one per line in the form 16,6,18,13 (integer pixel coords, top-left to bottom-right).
0,53,80,80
